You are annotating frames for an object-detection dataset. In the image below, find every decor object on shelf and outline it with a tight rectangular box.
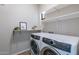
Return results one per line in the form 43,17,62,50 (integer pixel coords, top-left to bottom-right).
41,11,46,20
32,26,37,30
19,22,27,30
13,27,20,31
13,27,21,37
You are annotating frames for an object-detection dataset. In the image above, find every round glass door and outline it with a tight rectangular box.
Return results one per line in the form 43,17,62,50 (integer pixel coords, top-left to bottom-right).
30,40,39,55
41,47,59,55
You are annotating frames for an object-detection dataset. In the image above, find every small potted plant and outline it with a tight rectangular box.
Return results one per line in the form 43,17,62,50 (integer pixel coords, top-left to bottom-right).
32,26,37,30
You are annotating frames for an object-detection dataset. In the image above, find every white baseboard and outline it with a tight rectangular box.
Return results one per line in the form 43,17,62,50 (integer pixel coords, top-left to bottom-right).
0,51,9,55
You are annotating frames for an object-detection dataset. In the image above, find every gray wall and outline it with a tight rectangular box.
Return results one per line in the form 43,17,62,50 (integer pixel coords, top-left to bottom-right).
43,4,79,36
10,31,31,54
43,18,79,36
0,4,40,54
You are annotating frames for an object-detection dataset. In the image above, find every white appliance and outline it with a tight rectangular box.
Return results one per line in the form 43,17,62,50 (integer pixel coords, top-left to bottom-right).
30,33,41,55
31,32,79,55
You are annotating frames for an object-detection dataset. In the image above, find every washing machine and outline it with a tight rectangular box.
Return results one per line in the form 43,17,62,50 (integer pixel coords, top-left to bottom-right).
30,33,41,55
31,32,79,55
40,37,71,55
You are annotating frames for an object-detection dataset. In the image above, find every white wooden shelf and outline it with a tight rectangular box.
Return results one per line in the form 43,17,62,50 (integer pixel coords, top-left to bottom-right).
45,4,71,15
42,11,79,23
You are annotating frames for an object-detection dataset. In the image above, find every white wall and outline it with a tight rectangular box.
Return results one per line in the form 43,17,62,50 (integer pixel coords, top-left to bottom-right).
42,4,79,36
39,4,58,30
0,4,40,54
39,4,58,13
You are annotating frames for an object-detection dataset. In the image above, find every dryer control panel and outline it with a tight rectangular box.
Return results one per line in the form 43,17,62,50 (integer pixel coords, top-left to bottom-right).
42,37,71,53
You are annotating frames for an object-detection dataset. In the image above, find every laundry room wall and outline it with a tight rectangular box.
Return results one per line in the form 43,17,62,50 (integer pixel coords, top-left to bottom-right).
0,4,40,54
42,4,79,36
39,4,58,30
39,4,58,13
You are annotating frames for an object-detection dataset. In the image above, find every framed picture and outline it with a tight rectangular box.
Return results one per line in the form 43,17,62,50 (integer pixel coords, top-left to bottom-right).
19,22,27,30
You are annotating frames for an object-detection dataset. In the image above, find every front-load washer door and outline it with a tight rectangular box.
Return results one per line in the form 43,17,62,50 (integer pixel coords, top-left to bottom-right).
30,40,39,55
41,47,60,55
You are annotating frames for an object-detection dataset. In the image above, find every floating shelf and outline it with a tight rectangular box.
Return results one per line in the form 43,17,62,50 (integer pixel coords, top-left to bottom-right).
42,11,79,23
45,4,71,15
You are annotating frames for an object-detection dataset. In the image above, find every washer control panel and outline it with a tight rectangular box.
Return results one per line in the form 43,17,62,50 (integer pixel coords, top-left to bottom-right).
31,34,40,40
42,37,71,53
